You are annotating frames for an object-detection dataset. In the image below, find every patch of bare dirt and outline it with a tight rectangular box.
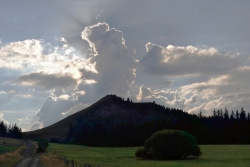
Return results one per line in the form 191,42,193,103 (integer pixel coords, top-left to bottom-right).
14,140,41,167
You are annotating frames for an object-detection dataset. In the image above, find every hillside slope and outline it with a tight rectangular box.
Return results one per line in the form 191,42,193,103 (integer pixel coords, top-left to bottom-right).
23,95,191,146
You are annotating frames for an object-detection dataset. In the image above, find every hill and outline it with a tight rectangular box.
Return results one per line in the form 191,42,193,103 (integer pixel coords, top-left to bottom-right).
23,95,194,146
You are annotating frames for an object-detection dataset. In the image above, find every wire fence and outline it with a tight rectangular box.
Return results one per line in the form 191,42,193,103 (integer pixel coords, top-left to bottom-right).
51,152,102,167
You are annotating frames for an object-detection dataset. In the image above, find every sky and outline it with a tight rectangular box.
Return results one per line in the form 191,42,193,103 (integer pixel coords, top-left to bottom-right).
1,0,250,131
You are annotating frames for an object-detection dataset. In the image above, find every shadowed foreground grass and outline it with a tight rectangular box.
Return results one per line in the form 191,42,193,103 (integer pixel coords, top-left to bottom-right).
0,145,25,167
0,145,18,153
46,144,250,167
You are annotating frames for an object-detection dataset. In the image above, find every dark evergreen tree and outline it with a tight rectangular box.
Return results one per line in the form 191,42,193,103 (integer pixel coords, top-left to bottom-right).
213,109,216,118
198,111,203,119
219,109,223,119
0,121,7,137
216,109,220,118
127,97,130,102
230,111,235,120
8,123,22,139
236,110,239,120
240,107,246,121
224,107,229,120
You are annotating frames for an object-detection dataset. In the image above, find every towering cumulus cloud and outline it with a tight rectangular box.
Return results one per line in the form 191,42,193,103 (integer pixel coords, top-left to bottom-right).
36,23,138,128
81,23,138,97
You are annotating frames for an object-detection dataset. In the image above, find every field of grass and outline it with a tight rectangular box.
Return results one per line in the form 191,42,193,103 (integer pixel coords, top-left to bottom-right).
0,145,18,153
0,145,24,167
0,137,22,147
46,143,250,167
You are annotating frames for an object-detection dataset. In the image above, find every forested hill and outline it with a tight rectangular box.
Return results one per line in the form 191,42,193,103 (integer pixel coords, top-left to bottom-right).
23,95,250,146
23,95,193,144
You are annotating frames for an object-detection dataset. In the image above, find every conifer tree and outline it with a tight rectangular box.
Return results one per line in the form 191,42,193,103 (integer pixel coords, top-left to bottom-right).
240,107,246,121
127,97,130,102
247,113,250,121
219,109,223,119
0,121,7,137
213,109,216,118
230,111,235,120
236,110,239,120
198,111,203,119
224,107,229,120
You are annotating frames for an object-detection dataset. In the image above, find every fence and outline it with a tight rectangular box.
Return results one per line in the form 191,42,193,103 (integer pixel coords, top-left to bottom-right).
52,152,102,167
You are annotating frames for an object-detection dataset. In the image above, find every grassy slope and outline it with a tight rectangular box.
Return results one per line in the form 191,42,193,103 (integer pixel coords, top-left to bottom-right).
47,144,250,167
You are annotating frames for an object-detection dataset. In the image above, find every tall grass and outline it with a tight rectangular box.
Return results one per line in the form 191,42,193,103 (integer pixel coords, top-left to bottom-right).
40,153,65,167
0,145,25,167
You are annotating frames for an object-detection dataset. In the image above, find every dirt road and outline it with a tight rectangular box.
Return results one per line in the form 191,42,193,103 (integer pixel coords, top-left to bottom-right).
14,140,41,167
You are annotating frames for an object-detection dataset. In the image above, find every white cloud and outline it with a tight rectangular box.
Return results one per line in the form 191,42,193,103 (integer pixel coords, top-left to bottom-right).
141,43,239,76
30,122,43,131
181,66,250,99
181,66,250,114
133,85,185,109
17,116,29,123
0,91,7,95
62,102,89,116
81,22,138,97
0,113,9,125
0,39,91,80
184,94,198,105
37,96,77,126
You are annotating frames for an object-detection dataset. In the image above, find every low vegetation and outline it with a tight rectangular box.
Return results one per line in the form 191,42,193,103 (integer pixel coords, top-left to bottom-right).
0,145,18,154
40,153,65,167
37,138,49,153
136,129,201,160
46,143,250,167
0,145,25,167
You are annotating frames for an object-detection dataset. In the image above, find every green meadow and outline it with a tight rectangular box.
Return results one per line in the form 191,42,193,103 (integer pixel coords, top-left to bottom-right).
47,143,250,167
0,145,18,154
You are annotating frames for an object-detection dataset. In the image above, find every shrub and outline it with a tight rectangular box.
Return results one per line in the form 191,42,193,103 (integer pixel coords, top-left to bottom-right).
136,129,201,160
37,138,49,153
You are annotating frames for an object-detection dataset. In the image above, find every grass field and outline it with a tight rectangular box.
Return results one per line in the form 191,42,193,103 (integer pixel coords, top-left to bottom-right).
0,146,24,167
0,137,22,147
46,143,250,167
0,145,18,154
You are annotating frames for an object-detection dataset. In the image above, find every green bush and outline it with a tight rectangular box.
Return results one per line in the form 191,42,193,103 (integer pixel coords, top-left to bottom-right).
37,138,49,153
136,129,201,160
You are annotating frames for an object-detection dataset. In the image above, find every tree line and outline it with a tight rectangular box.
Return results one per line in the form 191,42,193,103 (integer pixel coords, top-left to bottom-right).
51,95,250,146
0,121,22,139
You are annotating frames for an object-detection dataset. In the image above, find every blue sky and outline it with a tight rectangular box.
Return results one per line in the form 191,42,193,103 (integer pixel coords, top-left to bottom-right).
1,0,250,131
